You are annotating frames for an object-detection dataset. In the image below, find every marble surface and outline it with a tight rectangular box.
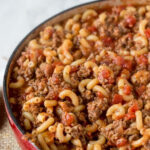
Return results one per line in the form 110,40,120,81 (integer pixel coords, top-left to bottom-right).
0,0,95,87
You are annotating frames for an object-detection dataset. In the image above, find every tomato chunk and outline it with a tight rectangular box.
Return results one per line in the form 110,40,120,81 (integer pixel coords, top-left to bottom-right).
136,55,148,65
101,69,110,79
114,56,124,66
125,16,136,27
97,92,104,98
145,28,150,38
70,66,78,73
114,56,132,70
101,36,114,47
116,138,127,147
112,94,123,104
126,103,138,120
116,114,125,120
52,61,63,68
123,85,131,95
136,85,146,96
128,103,138,114
123,60,132,71
62,112,74,126
126,113,135,120
87,26,97,32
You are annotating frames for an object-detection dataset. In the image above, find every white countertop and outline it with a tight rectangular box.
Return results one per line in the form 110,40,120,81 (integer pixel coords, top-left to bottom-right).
0,0,95,87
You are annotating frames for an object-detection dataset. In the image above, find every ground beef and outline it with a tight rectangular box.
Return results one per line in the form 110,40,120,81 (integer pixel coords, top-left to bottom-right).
81,90,94,102
77,65,91,79
40,63,53,78
70,72,79,87
46,87,59,100
28,78,48,96
141,83,150,101
18,67,35,81
51,32,63,49
144,140,150,150
116,33,133,50
70,124,85,138
144,116,150,127
131,70,150,85
87,97,109,122
49,73,63,85
142,109,150,118
101,120,126,144
76,112,87,125
35,68,44,79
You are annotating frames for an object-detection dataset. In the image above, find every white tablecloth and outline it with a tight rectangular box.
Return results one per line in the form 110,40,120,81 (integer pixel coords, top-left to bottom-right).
0,0,94,87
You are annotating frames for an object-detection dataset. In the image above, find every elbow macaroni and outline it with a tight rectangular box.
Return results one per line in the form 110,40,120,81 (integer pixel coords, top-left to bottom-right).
56,123,71,143
82,9,97,21
59,90,79,106
93,85,108,97
9,76,25,88
37,117,54,133
106,104,125,120
78,79,92,93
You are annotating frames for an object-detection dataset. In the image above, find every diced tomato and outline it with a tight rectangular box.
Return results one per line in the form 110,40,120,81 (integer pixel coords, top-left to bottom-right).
59,102,70,112
116,114,125,120
29,49,44,62
123,85,131,95
87,26,97,32
136,55,148,65
101,69,110,79
97,92,104,98
126,103,138,120
116,138,127,147
101,36,114,47
125,16,136,28
128,103,139,114
114,56,124,66
52,61,63,68
70,66,78,73
30,49,43,58
36,49,43,57
145,28,150,38
125,113,136,120
108,78,115,84
98,68,114,84
112,94,123,104
136,85,146,96
114,56,132,70
123,60,132,71
62,112,74,126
